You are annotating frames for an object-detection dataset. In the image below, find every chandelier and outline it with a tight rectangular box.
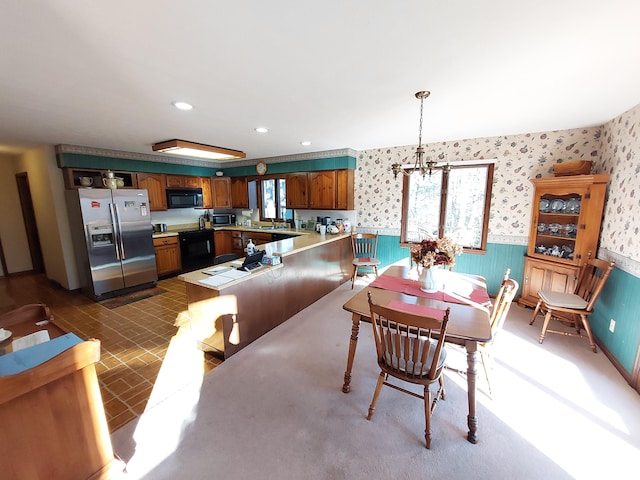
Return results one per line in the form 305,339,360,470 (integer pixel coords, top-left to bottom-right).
392,91,449,179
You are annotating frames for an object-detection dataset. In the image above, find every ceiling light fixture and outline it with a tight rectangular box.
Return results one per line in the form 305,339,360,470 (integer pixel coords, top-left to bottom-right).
172,101,193,110
152,139,246,161
255,127,269,133
391,91,449,179
301,141,311,146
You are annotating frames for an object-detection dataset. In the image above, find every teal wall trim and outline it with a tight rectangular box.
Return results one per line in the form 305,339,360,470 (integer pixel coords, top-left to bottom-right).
223,156,356,177
57,152,357,178
57,152,217,177
590,267,640,373
378,235,640,375
377,236,527,296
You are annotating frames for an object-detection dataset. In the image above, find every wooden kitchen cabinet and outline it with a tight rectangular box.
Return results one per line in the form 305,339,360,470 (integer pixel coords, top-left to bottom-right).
243,231,273,248
336,169,354,210
211,177,232,208
231,231,244,258
62,167,137,189
309,170,336,209
153,236,181,276
201,177,213,209
166,174,201,189
231,177,249,208
137,173,167,211
214,231,234,256
518,173,609,308
286,173,309,208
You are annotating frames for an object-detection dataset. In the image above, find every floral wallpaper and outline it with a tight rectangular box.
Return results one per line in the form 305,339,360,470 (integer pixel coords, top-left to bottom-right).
354,127,601,241
598,103,640,272
353,103,640,276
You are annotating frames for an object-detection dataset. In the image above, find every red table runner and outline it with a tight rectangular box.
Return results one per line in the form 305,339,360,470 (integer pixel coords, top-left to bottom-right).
370,273,491,309
386,300,448,319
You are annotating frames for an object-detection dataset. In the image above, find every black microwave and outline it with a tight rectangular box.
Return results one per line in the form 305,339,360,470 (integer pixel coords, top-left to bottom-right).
166,188,203,209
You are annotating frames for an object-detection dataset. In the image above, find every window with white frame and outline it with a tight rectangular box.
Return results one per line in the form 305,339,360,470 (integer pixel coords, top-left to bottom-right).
400,162,494,251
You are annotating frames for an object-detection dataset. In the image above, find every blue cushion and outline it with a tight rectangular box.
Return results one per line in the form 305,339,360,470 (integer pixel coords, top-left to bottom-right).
0,333,83,376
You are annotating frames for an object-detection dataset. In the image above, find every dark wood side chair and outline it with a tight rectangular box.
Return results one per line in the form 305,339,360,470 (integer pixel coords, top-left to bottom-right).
529,258,615,353
351,232,381,289
366,291,450,449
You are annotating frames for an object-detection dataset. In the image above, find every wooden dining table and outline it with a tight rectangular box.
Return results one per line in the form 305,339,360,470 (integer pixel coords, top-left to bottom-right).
341,265,492,444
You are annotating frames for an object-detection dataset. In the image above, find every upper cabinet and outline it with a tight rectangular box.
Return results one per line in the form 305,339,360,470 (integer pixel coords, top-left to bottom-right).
285,170,354,210
166,174,201,189
211,177,232,208
201,177,212,209
231,177,249,208
286,173,309,209
137,173,167,211
309,171,336,209
336,169,355,210
62,167,137,190
519,174,609,307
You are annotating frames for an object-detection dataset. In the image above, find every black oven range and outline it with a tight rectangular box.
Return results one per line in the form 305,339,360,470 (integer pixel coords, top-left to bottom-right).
179,229,215,272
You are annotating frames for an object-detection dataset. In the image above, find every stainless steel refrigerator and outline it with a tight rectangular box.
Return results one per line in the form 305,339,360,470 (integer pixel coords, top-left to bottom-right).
67,188,157,299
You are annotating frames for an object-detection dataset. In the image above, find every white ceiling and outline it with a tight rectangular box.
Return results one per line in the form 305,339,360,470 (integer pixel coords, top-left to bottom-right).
1,1,639,162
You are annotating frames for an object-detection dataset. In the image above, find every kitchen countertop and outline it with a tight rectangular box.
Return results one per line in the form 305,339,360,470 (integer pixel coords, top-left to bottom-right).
151,224,334,239
179,231,351,290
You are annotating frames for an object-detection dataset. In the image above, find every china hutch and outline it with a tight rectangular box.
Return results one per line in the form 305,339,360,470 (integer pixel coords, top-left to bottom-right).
518,174,610,308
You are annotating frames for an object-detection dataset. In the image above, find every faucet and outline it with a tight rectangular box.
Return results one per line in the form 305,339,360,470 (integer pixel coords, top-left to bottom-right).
271,218,275,229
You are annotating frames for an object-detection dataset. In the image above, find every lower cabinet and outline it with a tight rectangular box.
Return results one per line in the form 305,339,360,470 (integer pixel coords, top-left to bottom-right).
518,256,580,308
214,231,234,256
153,236,182,276
244,232,273,249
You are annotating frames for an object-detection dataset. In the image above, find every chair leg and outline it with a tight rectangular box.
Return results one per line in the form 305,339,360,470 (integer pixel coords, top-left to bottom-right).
578,314,598,353
351,265,358,289
529,300,543,325
539,311,553,344
424,385,432,449
367,371,386,420
480,350,493,396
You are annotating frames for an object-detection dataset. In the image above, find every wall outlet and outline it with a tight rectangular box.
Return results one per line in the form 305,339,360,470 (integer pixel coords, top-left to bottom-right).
609,319,616,333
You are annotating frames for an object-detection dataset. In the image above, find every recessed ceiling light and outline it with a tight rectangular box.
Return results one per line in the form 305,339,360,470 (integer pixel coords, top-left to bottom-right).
255,127,269,133
172,101,193,110
301,141,312,146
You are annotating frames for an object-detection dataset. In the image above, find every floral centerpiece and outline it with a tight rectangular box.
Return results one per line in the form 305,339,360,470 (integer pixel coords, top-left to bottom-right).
411,237,463,293
411,237,463,268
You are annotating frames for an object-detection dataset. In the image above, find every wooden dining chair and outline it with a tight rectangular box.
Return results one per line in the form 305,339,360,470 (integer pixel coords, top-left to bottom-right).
351,232,381,289
529,258,615,353
366,291,450,449
479,278,519,395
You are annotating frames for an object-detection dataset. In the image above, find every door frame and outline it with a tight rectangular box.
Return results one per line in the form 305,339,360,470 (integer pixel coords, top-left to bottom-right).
15,172,45,273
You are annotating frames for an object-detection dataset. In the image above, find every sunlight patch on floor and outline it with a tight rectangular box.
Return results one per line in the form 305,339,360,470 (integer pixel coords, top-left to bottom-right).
454,329,640,479
125,327,206,477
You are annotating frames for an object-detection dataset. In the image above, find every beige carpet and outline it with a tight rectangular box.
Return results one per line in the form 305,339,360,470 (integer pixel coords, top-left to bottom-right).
111,272,640,479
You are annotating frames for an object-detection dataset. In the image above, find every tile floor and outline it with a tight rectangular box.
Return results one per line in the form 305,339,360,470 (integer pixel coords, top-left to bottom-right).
0,273,222,432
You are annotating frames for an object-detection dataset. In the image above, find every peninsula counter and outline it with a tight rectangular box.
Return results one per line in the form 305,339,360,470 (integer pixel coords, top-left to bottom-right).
179,232,352,358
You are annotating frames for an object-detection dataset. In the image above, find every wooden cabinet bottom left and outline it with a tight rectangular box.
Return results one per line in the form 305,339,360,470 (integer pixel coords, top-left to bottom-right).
154,236,182,276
